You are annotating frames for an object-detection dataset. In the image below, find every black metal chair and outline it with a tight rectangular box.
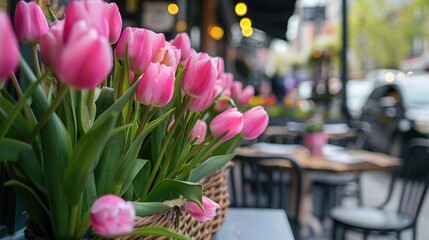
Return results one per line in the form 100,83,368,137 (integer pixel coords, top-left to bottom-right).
311,121,370,221
228,154,303,239
330,138,429,240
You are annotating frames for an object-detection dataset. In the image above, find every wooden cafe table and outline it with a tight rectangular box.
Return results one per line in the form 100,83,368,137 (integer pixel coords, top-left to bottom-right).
235,143,401,237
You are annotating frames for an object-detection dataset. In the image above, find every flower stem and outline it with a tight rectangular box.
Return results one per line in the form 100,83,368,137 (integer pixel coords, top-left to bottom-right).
0,71,45,139
156,110,193,183
32,44,41,78
68,204,79,238
141,97,192,199
177,139,224,180
10,73,32,125
28,83,69,141
166,135,214,179
86,89,95,120
135,105,151,139
224,135,241,154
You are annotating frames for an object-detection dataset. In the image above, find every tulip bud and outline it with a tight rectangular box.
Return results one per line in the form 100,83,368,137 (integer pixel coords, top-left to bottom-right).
182,52,217,98
136,63,175,107
90,194,135,236
0,11,20,80
190,120,207,144
241,106,269,140
186,196,220,222
238,85,255,106
170,32,194,62
230,81,243,99
167,115,175,132
40,20,64,69
55,21,112,89
153,45,181,71
210,108,243,142
213,57,225,79
104,2,122,44
14,1,49,43
214,89,231,112
188,84,221,112
63,0,109,43
116,27,165,74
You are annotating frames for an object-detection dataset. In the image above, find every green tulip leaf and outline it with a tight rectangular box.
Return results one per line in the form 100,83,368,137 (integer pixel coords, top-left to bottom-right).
0,138,32,162
133,159,151,199
4,180,49,215
132,202,175,216
95,87,115,119
95,124,126,196
189,153,235,182
144,179,203,209
116,109,174,188
120,159,149,196
94,226,190,240
63,112,117,206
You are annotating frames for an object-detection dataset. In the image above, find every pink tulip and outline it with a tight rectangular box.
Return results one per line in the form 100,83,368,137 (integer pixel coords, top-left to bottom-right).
189,120,207,144
90,194,135,236
104,2,122,44
116,27,166,74
136,63,175,107
230,81,243,99
167,115,175,132
63,0,109,43
188,85,221,112
238,85,255,106
186,196,220,222
40,20,64,69
170,32,194,62
55,21,112,89
14,1,48,43
181,52,217,98
214,89,231,112
153,45,181,71
213,57,225,79
0,11,20,80
210,108,243,142
241,106,269,140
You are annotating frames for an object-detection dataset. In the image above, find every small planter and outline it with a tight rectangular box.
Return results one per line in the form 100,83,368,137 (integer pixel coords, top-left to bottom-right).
304,133,328,156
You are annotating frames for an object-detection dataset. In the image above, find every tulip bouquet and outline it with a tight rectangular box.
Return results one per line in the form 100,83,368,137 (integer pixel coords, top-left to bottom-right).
0,0,268,239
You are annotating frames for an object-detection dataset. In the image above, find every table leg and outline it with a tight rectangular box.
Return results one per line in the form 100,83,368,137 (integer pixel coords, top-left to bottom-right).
299,172,324,237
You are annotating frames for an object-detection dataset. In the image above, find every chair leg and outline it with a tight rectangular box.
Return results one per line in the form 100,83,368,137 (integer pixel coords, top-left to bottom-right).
340,226,346,240
331,221,337,240
412,226,416,240
362,231,368,240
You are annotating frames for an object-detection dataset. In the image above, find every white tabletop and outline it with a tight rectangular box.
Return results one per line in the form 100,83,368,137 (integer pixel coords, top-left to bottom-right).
213,208,295,240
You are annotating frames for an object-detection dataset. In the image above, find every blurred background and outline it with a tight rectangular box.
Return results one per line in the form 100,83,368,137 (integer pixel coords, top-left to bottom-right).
2,0,429,239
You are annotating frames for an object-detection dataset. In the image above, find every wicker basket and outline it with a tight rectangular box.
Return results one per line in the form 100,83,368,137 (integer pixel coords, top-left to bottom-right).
177,162,231,239
24,163,231,240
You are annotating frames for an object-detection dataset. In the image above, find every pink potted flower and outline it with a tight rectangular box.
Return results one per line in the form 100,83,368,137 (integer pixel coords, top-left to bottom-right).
303,110,327,156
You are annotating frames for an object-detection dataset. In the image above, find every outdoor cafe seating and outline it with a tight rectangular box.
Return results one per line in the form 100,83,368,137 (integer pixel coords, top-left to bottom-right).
330,138,429,240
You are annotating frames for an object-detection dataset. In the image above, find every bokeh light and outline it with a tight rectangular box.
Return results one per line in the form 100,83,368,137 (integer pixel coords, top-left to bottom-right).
209,25,224,40
176,20,187,32
235,2,247,16
240,17,252,30
168,3,179,15
242,27,253,37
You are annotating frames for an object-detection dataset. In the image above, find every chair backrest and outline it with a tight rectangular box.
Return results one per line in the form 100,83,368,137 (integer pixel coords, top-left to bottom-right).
228,155,303,238
381,138,429,224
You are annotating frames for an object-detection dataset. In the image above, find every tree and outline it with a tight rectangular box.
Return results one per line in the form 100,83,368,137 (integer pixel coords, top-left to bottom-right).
348,0,429,69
